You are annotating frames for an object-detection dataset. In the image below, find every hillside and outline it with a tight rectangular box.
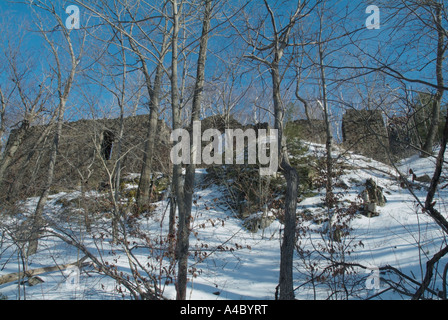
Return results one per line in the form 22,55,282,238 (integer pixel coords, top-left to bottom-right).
0,142,447,300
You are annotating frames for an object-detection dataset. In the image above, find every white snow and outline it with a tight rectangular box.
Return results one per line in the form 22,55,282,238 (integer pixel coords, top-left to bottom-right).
0,143,447,300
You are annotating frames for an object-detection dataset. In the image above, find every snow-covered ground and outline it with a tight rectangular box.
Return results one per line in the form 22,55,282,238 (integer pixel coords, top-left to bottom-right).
0,143,447,300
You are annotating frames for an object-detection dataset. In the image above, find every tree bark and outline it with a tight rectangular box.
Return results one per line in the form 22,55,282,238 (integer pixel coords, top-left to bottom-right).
136,31,169,210
412,78,448,299
0,121,29,186
175,0,212,300
27,7,81,256
28,98,68,256
169,0,186,299
422,4,445,156
242,0,305,300
272,61,299,300
0,256,89,286
318,32,334,209
0,88,7,156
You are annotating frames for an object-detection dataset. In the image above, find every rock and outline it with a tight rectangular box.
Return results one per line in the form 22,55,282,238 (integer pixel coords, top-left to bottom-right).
360,179,386,217
360,203,380,218
330,229,344,242
243,212,275,233
364,178,387,207
415,174,431,183
238,201,251,219
341,110,390,163
22,276,45,287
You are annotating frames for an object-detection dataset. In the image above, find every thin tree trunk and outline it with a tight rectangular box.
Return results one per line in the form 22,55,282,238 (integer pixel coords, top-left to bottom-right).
169,2,185,299
28,98,67,256
317,13,334,210
175,0,211,300
136,32,169,210
0,121,29,186
27,11,81,256
111,35,127,242
413,87,448,299
252,0,303,300
273,62,299,300
0,88,7,155
422,4,445,156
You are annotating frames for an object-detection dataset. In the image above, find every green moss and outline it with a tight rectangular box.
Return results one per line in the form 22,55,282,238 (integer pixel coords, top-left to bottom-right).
125,188,138,200
154,176,169,193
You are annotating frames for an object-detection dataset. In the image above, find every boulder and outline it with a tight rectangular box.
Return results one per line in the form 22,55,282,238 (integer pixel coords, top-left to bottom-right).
365,178,387,206
415,174,431,183
360,178,386,217
243,212,276,233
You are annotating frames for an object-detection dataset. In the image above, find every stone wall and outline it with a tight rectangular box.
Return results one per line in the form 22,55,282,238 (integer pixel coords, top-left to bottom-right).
341,109,390,163
3,109,409,200
285,119,327,144
3,115,171,199
387,116,419,160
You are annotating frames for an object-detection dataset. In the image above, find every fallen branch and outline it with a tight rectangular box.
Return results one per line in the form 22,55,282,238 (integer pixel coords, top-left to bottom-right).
0,255,89,286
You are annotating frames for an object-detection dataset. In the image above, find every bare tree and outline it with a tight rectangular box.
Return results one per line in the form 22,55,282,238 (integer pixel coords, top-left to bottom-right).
339,0,448,299
238,0,322,299
0,29,52,188
169,0,213,300
133,17,170,211
347,0,447,156
27,1,86,256
73,0,172,212
421,1,446,155
316,3,334,209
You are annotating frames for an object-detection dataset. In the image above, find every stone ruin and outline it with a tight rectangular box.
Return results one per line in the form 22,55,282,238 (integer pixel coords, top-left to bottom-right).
387,115,421,160
2,115,171,200
2,108,414,203
341,109,390,163
341,109,419,163
285,119,327,144
285,109,411,164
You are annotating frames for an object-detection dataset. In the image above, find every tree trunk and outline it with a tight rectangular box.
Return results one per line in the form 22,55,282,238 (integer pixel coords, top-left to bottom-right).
0,121,29,186
28,98,67,256
422,4,445,156
413,77,448,299
0,256,89,286
272,62,299,300
175,0,212,300
317,14,334,211
111,36,127,242
0,88,7,156
169,0,186,300
27,11,80,255
136,96,159,207
136,33,168,210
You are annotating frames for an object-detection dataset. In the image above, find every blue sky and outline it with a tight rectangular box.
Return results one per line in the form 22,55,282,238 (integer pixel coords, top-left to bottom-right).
0,0,445,128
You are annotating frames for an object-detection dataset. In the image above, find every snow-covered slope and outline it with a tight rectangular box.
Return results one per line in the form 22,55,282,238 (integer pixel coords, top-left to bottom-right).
0,143,446,300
